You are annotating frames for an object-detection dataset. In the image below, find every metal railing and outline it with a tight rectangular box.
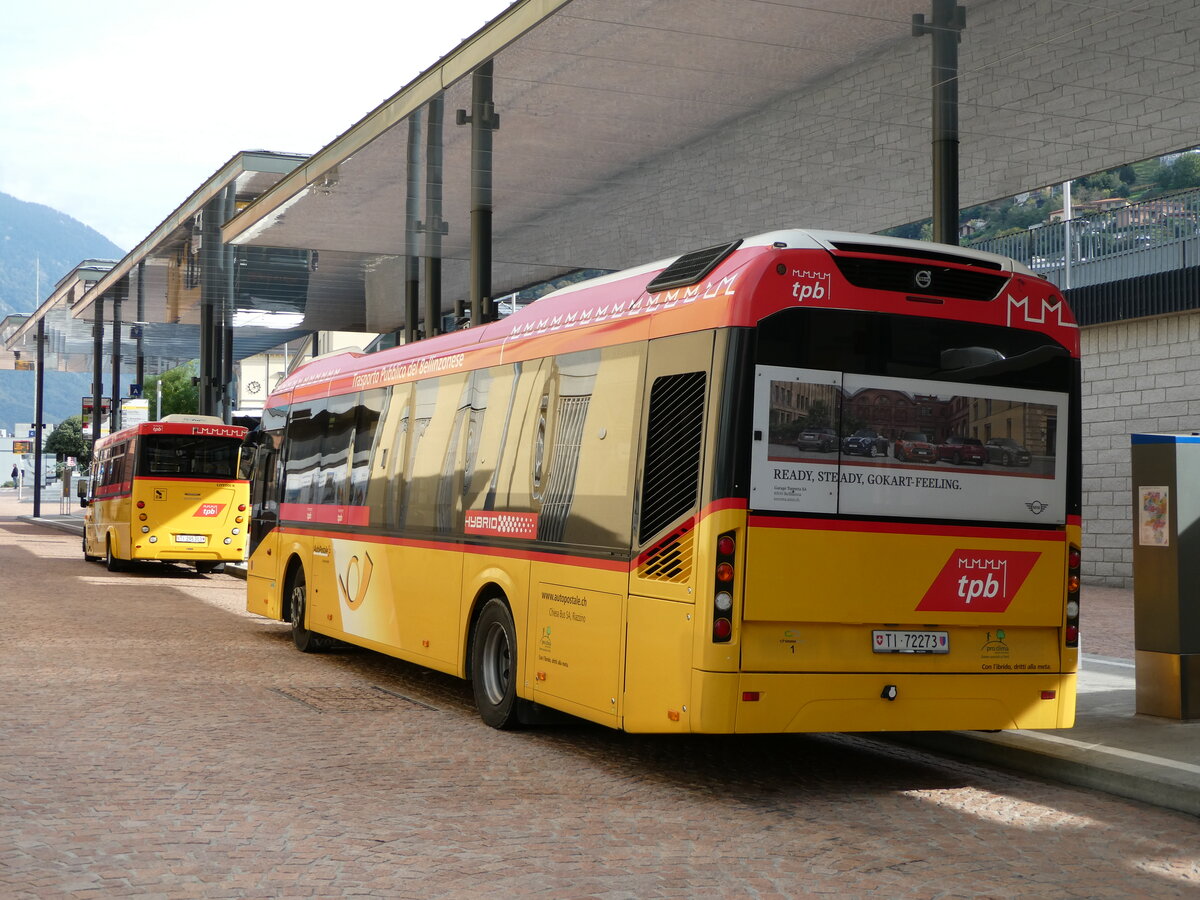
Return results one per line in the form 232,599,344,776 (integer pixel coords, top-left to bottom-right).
966,187,1200,290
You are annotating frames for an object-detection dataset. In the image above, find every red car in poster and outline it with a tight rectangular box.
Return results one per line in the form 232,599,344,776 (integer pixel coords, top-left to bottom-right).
937,435,986,465
893,431,937,463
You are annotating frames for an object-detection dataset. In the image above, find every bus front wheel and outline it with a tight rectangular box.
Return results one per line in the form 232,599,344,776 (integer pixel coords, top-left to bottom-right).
287,565,330,653
471,597,519,729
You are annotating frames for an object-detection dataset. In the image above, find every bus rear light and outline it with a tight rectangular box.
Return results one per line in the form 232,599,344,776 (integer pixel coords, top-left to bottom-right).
136,501,145,509
1041,690,1057,700
742,691,760,702
141,526,149,534
238,504,246,512
1065,542,1081,648
223,538,232,545
148,536,158,543
712,530,738,643
235,516,244,524
667,709,681,721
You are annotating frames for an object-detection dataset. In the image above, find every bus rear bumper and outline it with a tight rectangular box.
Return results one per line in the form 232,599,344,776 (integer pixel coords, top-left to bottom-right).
688,670,1077,733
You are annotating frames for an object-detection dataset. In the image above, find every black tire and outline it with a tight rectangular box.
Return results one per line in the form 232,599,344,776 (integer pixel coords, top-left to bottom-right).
471,597,519,729
105,535,127,572
82,535,101,563
288,565,330,653
953,452,962,465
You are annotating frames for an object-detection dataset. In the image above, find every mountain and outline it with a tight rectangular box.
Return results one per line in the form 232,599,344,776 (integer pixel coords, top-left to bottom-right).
0,191,126,436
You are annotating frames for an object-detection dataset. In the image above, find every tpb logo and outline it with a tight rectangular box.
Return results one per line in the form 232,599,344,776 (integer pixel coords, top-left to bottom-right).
791,272,831,304
193,503,226,518
916,549,1040,613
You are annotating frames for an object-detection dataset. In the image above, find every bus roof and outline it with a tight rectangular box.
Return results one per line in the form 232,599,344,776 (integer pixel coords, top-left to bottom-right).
95,419,248,451
270,229,1073,404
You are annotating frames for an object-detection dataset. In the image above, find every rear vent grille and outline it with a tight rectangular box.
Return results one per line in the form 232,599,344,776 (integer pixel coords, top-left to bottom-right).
646,240,742,293
833,256,1009,302
637,523,695,583
830,241,1003,270
639,371,706,543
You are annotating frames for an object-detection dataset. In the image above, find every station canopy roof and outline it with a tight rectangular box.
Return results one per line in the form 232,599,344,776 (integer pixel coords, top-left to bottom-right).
225,0,1200,337
6,151,310,375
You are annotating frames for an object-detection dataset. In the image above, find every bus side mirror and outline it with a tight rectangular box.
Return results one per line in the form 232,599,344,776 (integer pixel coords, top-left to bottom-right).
79,497,90,508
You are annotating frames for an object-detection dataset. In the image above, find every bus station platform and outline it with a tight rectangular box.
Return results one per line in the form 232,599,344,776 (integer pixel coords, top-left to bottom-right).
9,490,1199,819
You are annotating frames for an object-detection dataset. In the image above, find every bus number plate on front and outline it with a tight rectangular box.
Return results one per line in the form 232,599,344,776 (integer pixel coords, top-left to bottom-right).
175,534,207,544
872,630,949,654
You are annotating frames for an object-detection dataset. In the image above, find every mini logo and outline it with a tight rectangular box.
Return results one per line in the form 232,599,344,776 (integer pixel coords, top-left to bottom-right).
917,549,1040,613
1025,500,1049,515
914,269,933,289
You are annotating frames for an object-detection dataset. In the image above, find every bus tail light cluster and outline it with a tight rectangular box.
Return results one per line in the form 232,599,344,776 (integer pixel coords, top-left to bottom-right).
712,531,737,643
1065,544,1081,647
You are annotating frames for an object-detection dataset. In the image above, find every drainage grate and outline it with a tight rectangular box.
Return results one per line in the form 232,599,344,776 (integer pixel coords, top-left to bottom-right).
270,685,438,713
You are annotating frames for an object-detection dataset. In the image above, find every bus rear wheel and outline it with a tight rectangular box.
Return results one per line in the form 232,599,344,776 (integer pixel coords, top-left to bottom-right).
195,561,225,575
105,536,127,572
288,565,330,653
471,597,519,729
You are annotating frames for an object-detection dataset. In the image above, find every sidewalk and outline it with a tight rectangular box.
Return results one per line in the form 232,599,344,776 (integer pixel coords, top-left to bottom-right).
3,488,1197,817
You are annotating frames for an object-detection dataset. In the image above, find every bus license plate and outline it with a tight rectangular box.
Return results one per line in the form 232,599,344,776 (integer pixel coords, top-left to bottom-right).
175,534,207,544
872,630,949,654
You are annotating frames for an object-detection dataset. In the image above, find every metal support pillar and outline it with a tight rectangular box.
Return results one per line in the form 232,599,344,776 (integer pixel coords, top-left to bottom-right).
221,183,237,423
404,112,423,345
110,278,125,433
199,197,224,416
419,95,448,340
459,60,499,327
33,317,45,518
914,0,966,246
135,261,145,399
91,296,104,444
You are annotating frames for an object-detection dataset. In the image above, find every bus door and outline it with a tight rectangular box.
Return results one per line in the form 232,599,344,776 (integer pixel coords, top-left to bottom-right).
247,404,288,619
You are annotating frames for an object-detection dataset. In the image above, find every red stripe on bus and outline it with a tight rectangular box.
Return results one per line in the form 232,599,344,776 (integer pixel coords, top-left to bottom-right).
747,515,1066,542
275,525,630,571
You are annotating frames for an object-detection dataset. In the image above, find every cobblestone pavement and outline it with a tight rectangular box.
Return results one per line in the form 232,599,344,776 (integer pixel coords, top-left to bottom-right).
1,508,1197,898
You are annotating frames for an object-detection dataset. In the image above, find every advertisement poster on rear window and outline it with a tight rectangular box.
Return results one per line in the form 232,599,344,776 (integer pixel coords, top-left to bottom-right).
751,365,1068,525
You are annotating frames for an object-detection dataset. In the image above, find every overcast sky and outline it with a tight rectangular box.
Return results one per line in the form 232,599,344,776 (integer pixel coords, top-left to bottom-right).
0,0,515,252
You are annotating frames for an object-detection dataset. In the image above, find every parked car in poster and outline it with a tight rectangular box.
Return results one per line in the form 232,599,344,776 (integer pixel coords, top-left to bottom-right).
937,435,986,465
842,429,889,457
893,431,937,463
796,426,838,452
985,437,1033,466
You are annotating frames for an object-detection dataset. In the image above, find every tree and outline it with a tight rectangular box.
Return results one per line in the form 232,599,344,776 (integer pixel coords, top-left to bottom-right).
44,415,92,467
143,362,200,419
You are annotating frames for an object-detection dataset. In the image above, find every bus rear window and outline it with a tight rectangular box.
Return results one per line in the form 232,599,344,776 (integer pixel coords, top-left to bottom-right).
139,436,242,479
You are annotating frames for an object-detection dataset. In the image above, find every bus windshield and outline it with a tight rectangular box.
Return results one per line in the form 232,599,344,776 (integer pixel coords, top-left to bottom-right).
139,435,242,479
752,307,1073,525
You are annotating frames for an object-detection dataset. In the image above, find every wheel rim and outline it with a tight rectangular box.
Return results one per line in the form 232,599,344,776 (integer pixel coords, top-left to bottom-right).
290,580,305,629
480,621,511,706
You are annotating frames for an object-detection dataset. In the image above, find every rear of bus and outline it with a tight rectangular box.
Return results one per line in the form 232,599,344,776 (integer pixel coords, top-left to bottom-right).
127,417,249,570
702,232,1080,733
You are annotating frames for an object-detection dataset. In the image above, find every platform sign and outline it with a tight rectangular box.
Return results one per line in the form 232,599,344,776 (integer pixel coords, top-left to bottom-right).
81,397,112,429
13,440,33,454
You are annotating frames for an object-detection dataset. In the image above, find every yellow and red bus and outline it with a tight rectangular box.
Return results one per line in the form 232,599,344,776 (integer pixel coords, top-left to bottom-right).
82,415,250,573
245,229,1080,733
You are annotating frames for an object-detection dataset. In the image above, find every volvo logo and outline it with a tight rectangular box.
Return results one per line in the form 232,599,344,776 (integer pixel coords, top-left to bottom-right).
914,269,933,289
